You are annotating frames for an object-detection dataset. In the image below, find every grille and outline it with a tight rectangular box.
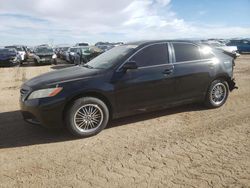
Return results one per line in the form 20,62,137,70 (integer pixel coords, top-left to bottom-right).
39,55,52,59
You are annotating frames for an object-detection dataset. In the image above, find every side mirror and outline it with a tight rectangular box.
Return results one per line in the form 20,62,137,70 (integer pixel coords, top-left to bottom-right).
122,60,138,70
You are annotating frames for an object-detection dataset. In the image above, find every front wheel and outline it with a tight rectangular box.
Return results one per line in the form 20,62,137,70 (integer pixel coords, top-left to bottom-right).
205,79,229,108
66,97,109,137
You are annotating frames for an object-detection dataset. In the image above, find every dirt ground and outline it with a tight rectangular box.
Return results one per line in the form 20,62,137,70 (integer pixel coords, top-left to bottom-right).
0,56,250,188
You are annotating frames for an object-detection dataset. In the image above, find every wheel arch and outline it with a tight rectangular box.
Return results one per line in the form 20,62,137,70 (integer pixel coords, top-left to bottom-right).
62,91,113,122
204,74,232,99
213,74,235,91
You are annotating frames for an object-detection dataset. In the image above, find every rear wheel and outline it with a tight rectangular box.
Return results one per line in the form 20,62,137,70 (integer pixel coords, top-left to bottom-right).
205,79,229,108
66,97,109,137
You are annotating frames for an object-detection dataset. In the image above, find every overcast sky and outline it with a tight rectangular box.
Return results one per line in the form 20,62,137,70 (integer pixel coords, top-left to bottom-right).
0,0,250,45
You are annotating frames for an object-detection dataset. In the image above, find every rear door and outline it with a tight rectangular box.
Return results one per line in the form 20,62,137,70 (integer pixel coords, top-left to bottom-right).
114,43,176,114
171,42,212,101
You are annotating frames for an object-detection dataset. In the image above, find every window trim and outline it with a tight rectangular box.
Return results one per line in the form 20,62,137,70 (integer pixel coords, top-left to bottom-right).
116,42,170,72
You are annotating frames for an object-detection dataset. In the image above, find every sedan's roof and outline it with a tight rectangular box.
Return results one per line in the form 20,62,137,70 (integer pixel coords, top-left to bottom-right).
126,40,199,48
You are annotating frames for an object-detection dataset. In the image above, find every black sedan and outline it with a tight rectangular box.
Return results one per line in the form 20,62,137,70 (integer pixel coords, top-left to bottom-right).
0,48,21,67
20,40,237,137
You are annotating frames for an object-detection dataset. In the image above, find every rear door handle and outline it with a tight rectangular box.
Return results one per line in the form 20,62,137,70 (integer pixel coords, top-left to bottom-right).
163,68,173,75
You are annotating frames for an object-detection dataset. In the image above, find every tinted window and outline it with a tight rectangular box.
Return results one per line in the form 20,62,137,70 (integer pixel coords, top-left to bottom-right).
173,43,201,62
131,43,169,67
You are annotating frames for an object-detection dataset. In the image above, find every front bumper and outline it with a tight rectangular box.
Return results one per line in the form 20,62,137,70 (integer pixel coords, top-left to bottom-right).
20,96,66,128
38,58,54,64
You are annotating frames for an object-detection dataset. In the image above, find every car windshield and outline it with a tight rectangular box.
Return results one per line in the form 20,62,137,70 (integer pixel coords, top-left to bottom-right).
70,48,78,52
62,47,69,51
0,49,16,54
6,46,23,51
35,48,53,53
84,45,136,69
81,47,90,53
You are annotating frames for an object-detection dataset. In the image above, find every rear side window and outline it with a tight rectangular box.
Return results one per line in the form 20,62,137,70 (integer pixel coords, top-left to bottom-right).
131,43,169,67
173,43,201,62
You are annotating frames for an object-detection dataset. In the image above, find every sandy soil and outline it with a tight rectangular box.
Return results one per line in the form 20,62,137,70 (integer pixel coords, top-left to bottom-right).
0,56,250,188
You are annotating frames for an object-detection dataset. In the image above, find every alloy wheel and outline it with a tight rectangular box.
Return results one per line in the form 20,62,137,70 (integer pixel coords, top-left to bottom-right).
73,104,104,133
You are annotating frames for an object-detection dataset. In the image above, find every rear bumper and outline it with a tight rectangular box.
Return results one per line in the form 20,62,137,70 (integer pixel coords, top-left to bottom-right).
20,97,66,128
228,78,238,91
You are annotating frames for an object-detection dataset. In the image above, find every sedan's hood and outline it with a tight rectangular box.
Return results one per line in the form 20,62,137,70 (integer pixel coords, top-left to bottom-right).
24,66,102,88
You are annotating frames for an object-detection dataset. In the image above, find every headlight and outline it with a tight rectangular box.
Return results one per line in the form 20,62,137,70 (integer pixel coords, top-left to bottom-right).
28,87,63,100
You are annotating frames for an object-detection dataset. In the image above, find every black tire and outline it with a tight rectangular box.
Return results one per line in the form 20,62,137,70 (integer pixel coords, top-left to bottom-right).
66,97,109,137
205,79,229,108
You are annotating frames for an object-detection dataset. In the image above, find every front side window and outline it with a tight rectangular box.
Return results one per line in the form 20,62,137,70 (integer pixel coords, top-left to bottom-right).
173,43,201,62
130,43,169,67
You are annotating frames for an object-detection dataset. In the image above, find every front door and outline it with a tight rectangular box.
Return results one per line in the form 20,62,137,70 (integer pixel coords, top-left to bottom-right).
113,43,176,115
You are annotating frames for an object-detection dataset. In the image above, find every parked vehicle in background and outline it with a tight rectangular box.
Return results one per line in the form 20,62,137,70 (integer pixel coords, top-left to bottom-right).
73,46,103,65
58,47,70,60
96,44,114,52
227,39,250,53
33,47,57,65
201,40,240,58
5,45,27,62
0,48,22,67
95,42,123,52
66,47,80,63
37,44,50,48
20,40,237,137
75,43,89,47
